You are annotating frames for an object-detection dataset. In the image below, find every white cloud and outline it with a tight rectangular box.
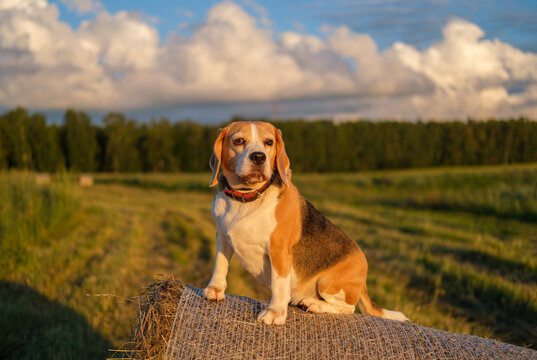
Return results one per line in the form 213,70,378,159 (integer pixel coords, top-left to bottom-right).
0,1,536,119
0,0,47,13
386,18,537,118
242,0,271,27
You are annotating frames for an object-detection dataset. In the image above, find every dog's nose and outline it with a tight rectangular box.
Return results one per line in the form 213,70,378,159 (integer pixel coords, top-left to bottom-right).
249,152,266,165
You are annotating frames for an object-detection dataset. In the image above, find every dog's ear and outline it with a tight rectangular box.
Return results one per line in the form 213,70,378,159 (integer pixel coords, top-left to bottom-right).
209,127,228,187
275,129,290,187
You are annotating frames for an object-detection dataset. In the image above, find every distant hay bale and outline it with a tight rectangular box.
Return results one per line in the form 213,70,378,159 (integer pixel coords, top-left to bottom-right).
121,279,537,360
78,174,94,187
35,173,51,185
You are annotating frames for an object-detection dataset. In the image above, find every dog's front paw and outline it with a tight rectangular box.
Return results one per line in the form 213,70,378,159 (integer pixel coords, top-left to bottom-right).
257,307,287,325
203,286,225,301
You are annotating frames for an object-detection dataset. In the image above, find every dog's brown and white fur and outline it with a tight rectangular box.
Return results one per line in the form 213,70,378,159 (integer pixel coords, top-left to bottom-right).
204,121,408,325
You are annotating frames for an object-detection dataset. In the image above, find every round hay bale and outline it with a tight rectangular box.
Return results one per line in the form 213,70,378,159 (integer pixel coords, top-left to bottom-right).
78,174,94,187
35,173,51,185
122,279,537,360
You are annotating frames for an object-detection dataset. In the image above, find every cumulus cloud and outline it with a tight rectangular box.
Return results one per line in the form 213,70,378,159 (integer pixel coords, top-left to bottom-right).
384,19,537,118
0,0,536,119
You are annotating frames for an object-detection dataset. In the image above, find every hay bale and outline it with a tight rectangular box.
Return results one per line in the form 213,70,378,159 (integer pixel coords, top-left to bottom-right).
35,173,51,185
120,277,185,359
78,174,94,187
124,279,537,360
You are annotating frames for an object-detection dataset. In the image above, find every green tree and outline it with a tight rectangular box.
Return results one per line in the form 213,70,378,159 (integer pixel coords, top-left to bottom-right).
45,125,66,171
2,105,537,173
1,107,33,169
173,122,218,172
26,113,65,172
102,113,141,172
0,114,7,170
62,109,98,171
140,119,177,172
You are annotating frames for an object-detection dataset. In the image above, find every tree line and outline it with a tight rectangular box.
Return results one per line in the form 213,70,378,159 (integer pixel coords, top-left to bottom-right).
1,107,536,173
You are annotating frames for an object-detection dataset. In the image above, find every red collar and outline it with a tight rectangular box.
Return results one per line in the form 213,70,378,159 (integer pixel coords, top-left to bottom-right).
223,175,274,203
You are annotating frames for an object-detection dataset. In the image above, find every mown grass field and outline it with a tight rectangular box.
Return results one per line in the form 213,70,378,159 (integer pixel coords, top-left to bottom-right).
1,164,537,359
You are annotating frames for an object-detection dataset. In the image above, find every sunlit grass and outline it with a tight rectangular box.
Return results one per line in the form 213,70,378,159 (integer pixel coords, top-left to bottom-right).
1,164,536,358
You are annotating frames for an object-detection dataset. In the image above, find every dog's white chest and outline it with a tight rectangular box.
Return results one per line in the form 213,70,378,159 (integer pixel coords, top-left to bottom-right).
213,191,278,286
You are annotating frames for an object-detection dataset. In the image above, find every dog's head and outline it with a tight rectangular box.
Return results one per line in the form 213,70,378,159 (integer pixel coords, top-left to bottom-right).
209,121,290,189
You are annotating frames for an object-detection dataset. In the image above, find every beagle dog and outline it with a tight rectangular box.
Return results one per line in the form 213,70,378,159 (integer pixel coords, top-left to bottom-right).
204,121,408,325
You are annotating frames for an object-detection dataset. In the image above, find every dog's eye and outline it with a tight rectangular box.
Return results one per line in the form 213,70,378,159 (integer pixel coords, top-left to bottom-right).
233,138,245,146
265,139,274,146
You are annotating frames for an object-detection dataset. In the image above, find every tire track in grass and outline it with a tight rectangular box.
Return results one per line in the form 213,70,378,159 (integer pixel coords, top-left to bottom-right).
410,255,537,348
37,204,150,344
428,245,537,285
321,201,537,282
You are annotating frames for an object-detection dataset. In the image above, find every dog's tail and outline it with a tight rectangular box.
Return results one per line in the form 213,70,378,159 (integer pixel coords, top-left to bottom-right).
357,289,409,322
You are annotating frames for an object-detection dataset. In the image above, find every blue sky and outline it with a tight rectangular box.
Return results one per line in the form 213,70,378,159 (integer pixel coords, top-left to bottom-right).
50,0,537,52
2,0,537,123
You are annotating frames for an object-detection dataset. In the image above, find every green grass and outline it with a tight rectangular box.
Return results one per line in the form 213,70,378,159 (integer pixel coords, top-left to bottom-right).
1,164,537,359
0,172,110,359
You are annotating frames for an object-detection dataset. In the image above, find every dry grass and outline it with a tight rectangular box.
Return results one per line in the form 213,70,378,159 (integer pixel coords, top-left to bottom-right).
112,277,185,360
